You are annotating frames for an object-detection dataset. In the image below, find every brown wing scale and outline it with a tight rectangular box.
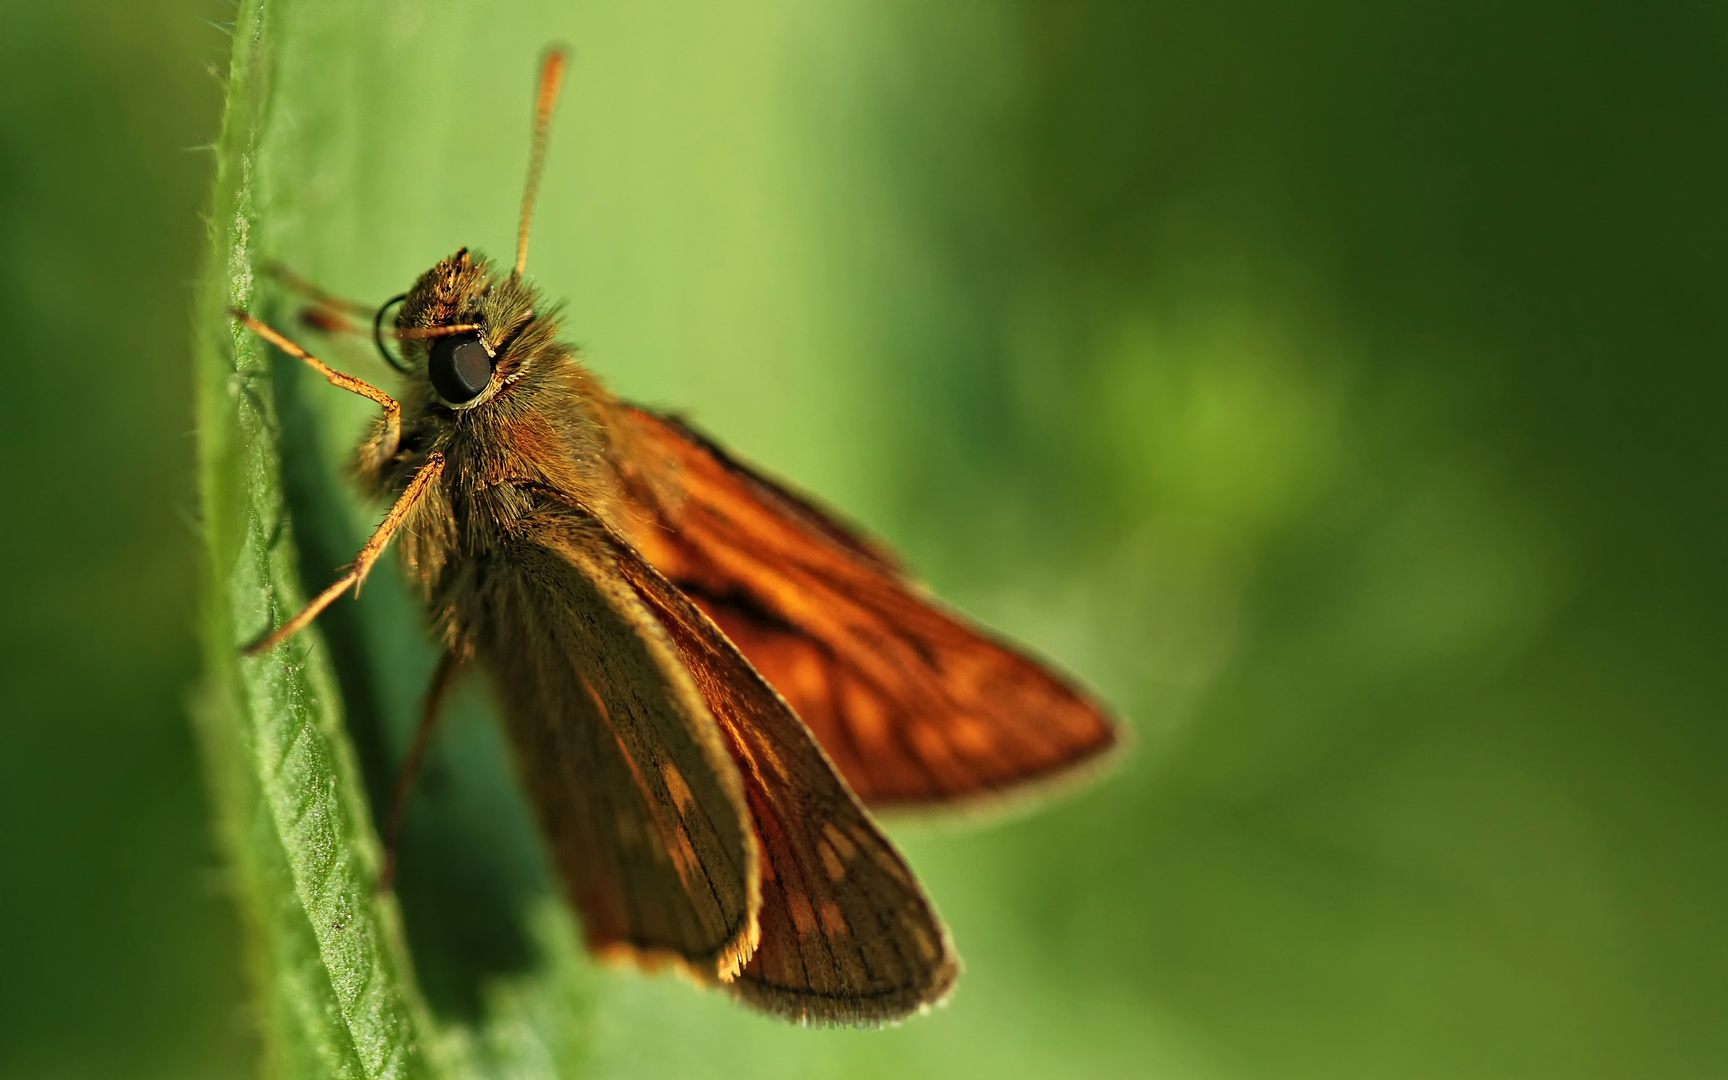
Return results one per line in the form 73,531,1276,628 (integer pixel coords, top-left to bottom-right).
469,521,761,980
610,531,960,1023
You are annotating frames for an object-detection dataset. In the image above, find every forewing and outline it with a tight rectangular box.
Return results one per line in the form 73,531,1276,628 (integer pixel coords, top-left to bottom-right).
615,406,1120,809
610,535,960,1024
469,519,760,979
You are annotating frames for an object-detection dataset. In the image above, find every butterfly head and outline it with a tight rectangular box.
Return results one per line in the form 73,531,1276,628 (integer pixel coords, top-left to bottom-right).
376,248,556,411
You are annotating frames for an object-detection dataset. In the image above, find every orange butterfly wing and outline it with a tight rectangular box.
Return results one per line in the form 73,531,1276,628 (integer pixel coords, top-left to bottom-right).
614,407,1120,809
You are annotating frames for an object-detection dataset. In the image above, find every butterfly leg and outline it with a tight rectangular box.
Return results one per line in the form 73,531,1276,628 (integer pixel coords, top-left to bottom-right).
262,261,377,335
230,308,402,458
379,648,465,891
243,451,446,655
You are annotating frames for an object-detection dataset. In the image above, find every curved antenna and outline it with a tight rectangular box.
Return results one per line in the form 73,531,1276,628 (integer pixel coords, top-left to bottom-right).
514,45,570,279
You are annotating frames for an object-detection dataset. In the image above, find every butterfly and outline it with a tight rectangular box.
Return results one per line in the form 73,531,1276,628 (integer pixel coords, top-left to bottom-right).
235,46,1118,1025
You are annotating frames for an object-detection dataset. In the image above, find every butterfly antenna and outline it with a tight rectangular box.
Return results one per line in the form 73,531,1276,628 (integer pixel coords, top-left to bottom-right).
514,45,569,279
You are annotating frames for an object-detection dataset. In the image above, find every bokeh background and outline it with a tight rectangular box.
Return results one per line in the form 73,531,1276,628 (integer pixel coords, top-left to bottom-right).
4,1,1727,1078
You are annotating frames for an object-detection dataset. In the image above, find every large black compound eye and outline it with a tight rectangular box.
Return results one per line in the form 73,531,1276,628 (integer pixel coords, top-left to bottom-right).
428,330,494,404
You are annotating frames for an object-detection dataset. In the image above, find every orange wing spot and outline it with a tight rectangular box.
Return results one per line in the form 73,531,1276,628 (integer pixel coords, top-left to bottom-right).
867,836,913,886
823,821,857,861
668,825,701,883
950,716,994,756
817,839,846,883
777,645,829,707
909,724,959,772
820,900,849,937
840,679,890,753
787,888,819,938
902,911,939,963
660,761,696,816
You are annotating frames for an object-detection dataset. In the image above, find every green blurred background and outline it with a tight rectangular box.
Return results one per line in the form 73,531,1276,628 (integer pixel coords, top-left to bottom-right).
4,1,1727,1077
